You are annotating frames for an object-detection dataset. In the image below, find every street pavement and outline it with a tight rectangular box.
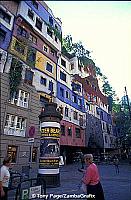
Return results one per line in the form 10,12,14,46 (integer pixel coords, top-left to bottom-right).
8,162,131,200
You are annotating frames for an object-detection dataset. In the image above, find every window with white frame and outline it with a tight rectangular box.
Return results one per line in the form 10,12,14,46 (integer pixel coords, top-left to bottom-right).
60,71,66,82
18,90,29,108
10,90,29,108
4,114,26,137
43,45,48,52
0,8,11,24
16,117,26,130
46,62,53,73
74,111,78,120
28,9,34,20
5,115,26,129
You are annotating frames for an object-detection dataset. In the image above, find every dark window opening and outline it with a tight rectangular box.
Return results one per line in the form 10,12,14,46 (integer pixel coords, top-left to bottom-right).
65,107,69,117
32,0,38,9
66,91,69,99
17,26,28,38
55,36,58,42
47,27,53,38
0,8,11,24
25,69,34,85
75,128,81,138
55,24,58,30
27,49,36,62
74,111,78,120
28,9,34,20
60,87,64,97
72,95,77,103
0,28,6,43
35,18,42,31
44,46,48,52
7,146,17,163
72,83,81,92
40,77,46,86
46,62,53,73
79,115,83,126
61,58,66,67
49,16,53,26
61,125,65,136
68,127,72,136
14,41,25,55
49,81,53,91
60,71,66,82
71,63,74,70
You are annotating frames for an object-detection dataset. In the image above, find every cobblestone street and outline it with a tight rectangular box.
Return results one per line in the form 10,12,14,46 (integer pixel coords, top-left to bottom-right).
8,162,131,200
46,163,131,200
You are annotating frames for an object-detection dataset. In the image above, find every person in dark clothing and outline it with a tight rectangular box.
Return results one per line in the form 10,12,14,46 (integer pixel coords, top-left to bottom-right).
80,152,85,169
113,156,119,174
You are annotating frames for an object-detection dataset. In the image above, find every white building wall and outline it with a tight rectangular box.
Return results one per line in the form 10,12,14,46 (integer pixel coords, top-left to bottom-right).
70,57,89,78
17,1,61,51
58,55,71,74
0,5,14,31
57,55,72,89
33,69,57,97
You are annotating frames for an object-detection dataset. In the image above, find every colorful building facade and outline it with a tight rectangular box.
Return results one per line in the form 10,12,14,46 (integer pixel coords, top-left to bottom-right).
0,0,116,171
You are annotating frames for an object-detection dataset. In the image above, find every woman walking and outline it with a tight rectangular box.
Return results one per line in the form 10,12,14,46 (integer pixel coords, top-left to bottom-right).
0,156,12,200
82,154,105,200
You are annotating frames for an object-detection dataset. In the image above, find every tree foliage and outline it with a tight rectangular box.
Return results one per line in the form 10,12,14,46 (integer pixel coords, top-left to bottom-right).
62,35,91,66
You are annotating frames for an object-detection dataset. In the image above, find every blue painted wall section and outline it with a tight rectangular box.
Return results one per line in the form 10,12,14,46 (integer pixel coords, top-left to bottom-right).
100,108,112,124
57,81,85,112
25,1,61,32
0,23,12,50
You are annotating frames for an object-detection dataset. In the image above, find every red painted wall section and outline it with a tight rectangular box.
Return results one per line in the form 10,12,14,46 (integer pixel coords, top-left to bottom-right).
13,17,58,63
60,120,85,147
73,74,108,105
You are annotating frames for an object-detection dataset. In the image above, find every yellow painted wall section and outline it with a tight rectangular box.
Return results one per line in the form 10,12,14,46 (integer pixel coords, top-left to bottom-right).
35,51,56,79
9,36,27,62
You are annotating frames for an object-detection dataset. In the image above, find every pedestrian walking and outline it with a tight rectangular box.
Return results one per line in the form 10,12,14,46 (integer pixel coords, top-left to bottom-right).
80,152,85,169
113,155,119,174
0,156,12,200
82,154,105,200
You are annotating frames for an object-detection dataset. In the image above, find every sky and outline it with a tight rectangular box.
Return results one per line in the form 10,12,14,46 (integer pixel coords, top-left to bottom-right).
46,1,131,100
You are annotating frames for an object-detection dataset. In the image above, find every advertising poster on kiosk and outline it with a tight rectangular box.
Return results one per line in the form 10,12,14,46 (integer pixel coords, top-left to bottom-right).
39,126,60,169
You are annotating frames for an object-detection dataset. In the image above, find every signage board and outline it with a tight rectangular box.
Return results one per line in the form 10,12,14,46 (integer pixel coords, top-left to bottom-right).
21,185,41,200
39,158,59,169
29,185,41,199
41,127,60,138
